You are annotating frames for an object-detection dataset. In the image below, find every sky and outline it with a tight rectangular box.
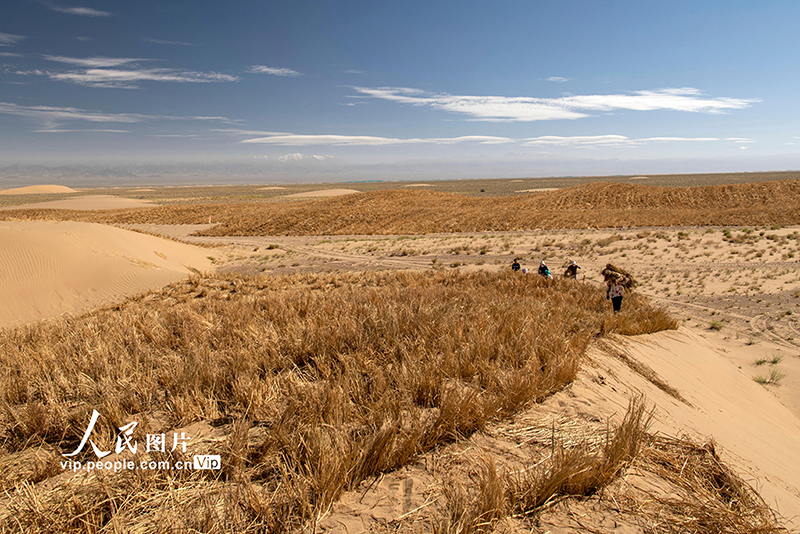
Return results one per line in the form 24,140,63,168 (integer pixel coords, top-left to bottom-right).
1,0,799,177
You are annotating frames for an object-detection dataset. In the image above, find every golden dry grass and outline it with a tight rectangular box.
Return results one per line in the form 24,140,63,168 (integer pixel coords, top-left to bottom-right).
3,179,800,235
1,270,676,532
431,398,786,534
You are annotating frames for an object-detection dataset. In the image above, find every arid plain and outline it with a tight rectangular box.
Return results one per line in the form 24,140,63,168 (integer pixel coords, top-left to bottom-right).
1,173,799,533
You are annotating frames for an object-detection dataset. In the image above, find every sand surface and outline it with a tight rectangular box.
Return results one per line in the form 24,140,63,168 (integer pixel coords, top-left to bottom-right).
282,188,360,198
0,195,157,210
0,185,78,195
607,330,800,525
0,221,213,328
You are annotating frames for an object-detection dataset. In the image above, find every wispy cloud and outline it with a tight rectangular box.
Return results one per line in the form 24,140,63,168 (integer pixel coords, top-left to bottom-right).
247,65,302,77
43,55,144,68
0,52,24,57
0,101,237,129
0,33,26,46
352,86,758,122
240,131,744,148
36,1,112,16
241,134,515,146
141,37,194,46
546,76,570,82
522,135,719,147
35,128,129,133
28,67,238,88
212,128,292,136
724,137,755,143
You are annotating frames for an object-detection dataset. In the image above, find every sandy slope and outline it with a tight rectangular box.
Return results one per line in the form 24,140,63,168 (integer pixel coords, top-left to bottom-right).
601,330,800,526
0,221,213,328
282,188,360,198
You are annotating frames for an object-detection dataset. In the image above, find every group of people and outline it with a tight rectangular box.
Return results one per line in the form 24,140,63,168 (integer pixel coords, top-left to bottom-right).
511,258,633,312
511,258,581,280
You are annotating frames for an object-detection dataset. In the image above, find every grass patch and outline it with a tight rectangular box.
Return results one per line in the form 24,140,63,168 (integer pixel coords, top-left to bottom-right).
0,270,675,531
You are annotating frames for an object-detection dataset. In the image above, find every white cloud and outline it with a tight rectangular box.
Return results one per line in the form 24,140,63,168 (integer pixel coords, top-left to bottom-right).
0,52,24,57
522,135,720,147
352,86,758,122
44,68,239,88
240,132,744,148
546,76,570,82
0,101,237,129
241,134,515,146
43,55,144,68
35,128,129,133
211,128,292,136
724,137,755,143
141,37,194,46
0,33,26,46
248,65,302,77
37,0,112,16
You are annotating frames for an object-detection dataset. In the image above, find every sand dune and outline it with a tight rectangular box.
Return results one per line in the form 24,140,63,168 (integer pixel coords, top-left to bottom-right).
0,184,78,195
0,221,213,328
282,188,360,198
596,330,800,526
0,195,157,210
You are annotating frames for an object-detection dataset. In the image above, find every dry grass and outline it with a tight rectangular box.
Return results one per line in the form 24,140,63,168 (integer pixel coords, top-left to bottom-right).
634,436,788,533
431,397,787,534
434,396,653,533
3,180,800,234
0,269,675,532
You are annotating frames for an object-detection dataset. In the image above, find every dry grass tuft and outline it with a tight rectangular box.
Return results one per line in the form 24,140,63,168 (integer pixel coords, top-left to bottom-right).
635,436,788,533
507,395,651,514
431,397,788,534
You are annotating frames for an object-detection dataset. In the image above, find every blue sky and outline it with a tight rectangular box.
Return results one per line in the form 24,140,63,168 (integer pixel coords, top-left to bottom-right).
1,0,799,175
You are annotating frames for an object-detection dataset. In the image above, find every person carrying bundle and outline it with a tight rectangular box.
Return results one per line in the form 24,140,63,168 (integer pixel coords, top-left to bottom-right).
601,263,635,312
564,260,581,279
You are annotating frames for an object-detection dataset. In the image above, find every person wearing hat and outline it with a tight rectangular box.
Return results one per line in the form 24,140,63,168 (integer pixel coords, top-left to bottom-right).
565,260,581,279
538,260,552,279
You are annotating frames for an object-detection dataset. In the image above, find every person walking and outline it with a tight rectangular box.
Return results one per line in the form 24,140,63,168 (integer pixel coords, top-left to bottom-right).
538,260,552,279
564,260,581,279
601,263,633,312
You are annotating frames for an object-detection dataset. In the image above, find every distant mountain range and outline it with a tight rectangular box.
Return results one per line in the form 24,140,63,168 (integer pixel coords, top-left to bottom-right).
1,154,798,187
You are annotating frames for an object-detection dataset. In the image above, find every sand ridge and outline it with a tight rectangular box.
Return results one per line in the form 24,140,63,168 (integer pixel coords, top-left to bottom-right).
282,188,360,198
0,220,214,328
0,184,78,195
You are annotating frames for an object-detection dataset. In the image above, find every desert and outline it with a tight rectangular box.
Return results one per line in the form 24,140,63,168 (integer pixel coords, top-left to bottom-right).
0,175,799,533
